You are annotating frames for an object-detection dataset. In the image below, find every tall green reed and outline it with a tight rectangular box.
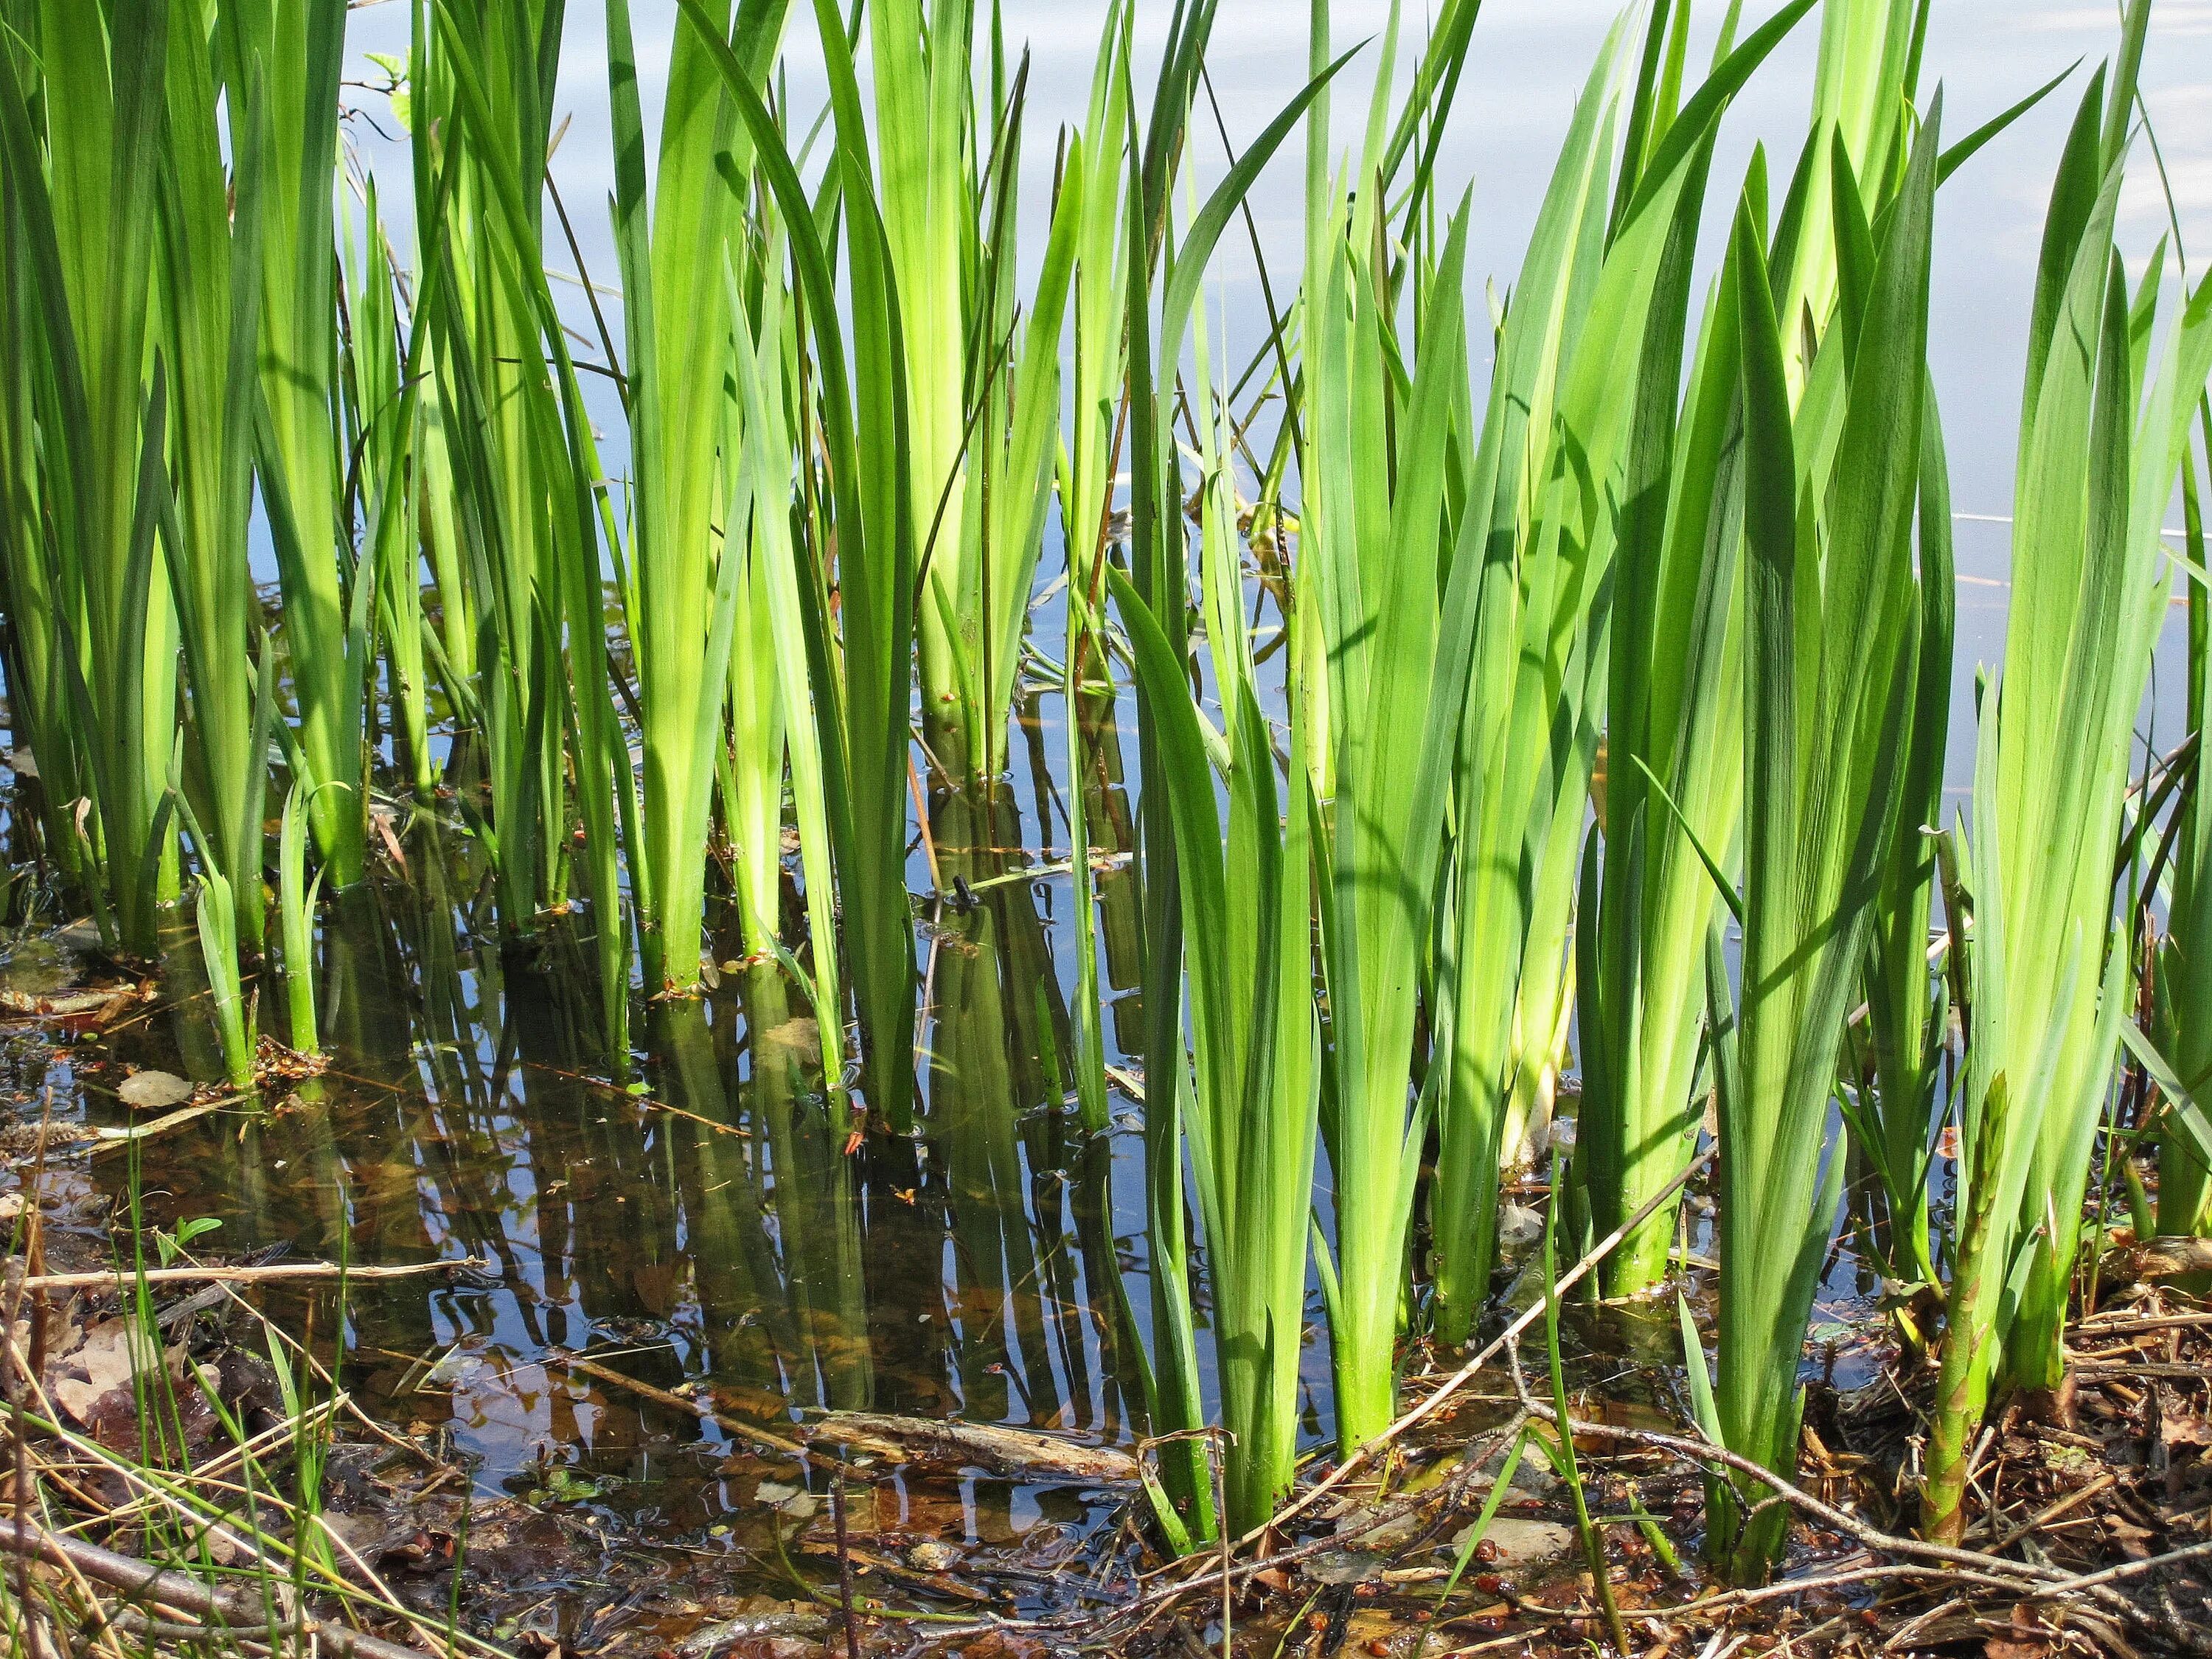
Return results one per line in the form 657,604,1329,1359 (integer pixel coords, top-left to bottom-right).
1425,16,1623,1349
0,0,182,954
1304,135,1484,1453
1573,0,1905,1302
722,237,847,1088
877,0,1073,792
1110,535,1316,1537
1853,420,1953,1289
411,0,576,931
1989,35,2211,1397
2154,417,2212,1238
1119,267,1322,1538
1927,10,2212,1537
1120,0,1220,1537
1055,0,1133,1136
605,0,787,996
682,0,924,1117
159,0,273,956
423,0,639,1057
876,0,983,782
226,0,369,888
1119,0,1350,1533
1692,104,1941,1585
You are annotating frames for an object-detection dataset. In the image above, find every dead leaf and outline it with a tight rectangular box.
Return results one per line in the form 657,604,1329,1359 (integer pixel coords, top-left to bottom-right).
1985,1604,2054,1659
2160,1406,2212,1453
116,1070,193,1111
47,1318,181,1429
629,1259,683,1316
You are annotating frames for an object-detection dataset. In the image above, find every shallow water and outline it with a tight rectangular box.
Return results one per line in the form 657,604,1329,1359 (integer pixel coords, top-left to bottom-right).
6,701,1196,1605
9,749,1897,1630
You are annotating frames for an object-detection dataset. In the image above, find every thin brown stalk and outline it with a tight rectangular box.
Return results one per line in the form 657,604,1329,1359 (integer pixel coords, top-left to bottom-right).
16,1258,489,1293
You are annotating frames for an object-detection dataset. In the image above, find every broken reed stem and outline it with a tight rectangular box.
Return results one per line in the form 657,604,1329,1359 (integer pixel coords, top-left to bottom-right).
1986,1472,2117,1552
561,1354,808,1459
16,1258,490,1293
88,1398,341,1529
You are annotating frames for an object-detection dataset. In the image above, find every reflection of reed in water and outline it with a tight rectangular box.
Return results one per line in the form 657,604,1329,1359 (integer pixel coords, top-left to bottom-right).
924,784,1068,1437
1020,675,1152,1447
658,986,870,1416
1074,673,1145,1057
84,773,1164,1542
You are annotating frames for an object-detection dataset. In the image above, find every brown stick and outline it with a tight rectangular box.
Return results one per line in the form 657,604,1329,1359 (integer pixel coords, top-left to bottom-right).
2031,1535,2212,1599
908,756,944,896
0,1520,433,1659
1986,1472,2115,1552
560,1354,807,1459
1677,1558,2032,1617
2076,1310,2212,1335
1512,1404,2053,1590
15,1258,490,1293
84,1100,226,1155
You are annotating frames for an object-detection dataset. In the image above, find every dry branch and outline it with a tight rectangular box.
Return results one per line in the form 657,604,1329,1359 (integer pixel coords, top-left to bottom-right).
0,1520,438,1659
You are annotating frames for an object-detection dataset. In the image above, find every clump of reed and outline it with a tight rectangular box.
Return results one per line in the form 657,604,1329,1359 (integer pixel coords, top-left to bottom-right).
1,0,2208,1597
1924,1,2212,1541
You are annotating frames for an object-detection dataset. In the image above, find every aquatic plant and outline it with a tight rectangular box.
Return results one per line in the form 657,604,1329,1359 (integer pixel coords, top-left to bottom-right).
278,777,327,1057
601,0,785,997
684,0,925,1114
1853,422,1955,1290
2153,422,2212,1239
1116,0,1369,1534
409,0,577,932
1925,4,2212,1540
160,0,275,956
1693,102,1943,1585
1573,0,1920,1302
0,0,182,953
1305,83,1486,1455
232,0,371,889
5,0,2212,1587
